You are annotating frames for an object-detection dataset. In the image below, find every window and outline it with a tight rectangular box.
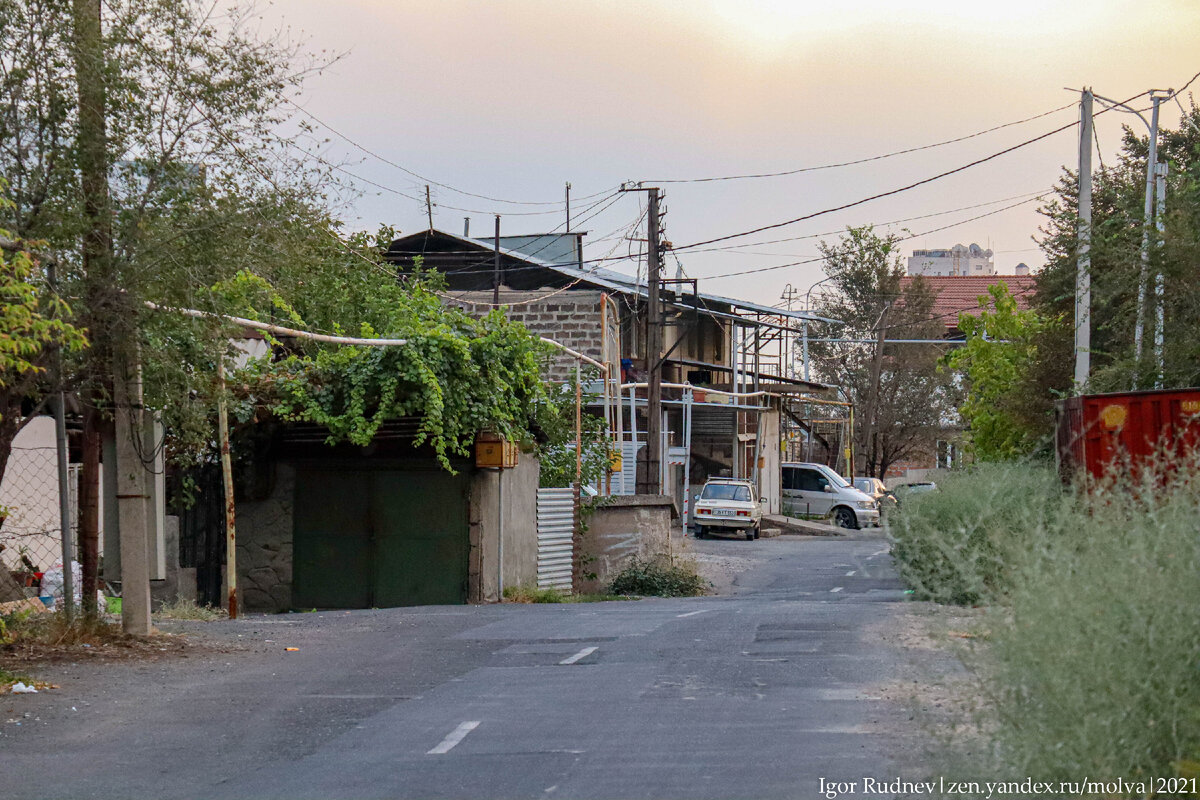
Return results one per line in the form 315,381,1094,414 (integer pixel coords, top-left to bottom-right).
701,484,751,501
795,469,828,493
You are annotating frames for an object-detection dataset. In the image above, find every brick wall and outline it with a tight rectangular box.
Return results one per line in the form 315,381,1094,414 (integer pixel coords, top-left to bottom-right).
448,290,606,381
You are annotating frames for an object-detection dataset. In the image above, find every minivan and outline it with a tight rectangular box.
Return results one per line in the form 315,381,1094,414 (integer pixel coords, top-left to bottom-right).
781,462,880,529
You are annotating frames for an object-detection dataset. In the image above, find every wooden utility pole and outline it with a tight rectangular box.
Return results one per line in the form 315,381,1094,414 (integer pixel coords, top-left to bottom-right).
643,188,663,494
493,215,501,306
1074,89,1093,391
425,185,434,230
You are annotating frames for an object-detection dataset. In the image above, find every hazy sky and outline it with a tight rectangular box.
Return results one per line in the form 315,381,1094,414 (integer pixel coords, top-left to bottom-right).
252,0,1200,307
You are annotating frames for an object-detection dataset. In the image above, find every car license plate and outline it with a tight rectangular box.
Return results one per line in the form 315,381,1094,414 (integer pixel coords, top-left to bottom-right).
713,509,735,516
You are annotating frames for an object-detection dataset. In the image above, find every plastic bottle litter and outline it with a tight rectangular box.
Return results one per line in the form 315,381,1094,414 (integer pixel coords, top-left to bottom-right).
11,682,38,694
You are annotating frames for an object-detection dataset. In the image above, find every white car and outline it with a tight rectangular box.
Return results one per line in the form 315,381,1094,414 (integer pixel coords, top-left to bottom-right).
781,462,880,529
693,479,763,540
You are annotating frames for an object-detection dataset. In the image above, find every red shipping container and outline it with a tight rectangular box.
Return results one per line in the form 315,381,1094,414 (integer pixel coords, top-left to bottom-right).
1055,388,1200,483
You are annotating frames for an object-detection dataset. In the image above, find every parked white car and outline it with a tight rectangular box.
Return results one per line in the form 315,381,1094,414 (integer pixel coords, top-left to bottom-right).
781,462,880,529
693,479,763,540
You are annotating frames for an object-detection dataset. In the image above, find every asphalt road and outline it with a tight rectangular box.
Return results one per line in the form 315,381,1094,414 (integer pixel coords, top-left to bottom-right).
5,531,918,800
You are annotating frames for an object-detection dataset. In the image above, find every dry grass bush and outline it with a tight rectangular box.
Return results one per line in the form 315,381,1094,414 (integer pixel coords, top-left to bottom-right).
897,454,1200,787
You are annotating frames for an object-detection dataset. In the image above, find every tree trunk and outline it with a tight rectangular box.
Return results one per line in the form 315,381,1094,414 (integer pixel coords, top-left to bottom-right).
78,402,101,616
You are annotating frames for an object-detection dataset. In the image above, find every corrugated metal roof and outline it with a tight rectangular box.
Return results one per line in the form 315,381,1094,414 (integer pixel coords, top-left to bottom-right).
390,229,833,324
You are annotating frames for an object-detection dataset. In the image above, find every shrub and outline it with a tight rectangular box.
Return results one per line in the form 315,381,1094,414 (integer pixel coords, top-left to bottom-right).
889,462,1068,605
503,584,568,603
609,556,708,598
973,470,1200,782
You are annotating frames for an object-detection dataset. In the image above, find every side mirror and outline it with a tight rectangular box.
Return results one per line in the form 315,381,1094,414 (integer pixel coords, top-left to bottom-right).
822,484,834,493
693,494,700,501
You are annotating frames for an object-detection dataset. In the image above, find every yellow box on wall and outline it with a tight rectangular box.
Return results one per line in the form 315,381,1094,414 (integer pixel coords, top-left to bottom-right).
475,433,519,469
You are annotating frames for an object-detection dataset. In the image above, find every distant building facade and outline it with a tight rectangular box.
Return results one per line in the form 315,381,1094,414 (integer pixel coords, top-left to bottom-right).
907,243,994,276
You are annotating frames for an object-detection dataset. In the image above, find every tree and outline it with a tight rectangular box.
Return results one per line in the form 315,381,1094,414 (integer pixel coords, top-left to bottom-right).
0,213,87,490
945,282,1058,460
810,226,960,478
1034,101,1200,392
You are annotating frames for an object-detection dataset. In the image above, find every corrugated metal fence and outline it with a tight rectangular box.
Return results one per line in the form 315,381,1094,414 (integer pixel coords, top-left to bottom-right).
535,487,575,591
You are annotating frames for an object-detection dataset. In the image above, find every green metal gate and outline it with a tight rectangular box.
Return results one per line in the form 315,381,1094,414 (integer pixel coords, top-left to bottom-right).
292,465,470,608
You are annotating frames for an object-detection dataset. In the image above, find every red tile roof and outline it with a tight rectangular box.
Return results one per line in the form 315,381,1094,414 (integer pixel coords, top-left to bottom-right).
899,275,1037,331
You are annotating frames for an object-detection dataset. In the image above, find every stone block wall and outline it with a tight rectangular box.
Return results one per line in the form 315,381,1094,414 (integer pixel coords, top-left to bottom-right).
447,290,605,381
236,463,295,612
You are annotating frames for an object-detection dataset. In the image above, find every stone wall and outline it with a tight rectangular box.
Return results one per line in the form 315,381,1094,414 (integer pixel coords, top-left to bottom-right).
576,495,677,594
447,290,605,381
236,463,296,612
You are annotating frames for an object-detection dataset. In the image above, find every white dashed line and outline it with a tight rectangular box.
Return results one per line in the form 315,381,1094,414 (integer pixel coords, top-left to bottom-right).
845,570,856,577
559,646,598,665
427,721,480,754
676,609,712,618
830,587,844,593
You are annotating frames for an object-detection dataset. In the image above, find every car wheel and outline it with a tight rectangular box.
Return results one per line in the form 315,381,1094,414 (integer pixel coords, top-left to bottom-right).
833,507,858,530
746,528,754,541
752,523,761,539
695,526,706,539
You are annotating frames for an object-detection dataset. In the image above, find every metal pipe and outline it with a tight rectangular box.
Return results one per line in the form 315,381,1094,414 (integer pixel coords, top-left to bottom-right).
217,359,238,619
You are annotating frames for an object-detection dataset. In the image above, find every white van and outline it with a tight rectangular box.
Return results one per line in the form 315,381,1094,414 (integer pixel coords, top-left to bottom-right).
781,462,880,529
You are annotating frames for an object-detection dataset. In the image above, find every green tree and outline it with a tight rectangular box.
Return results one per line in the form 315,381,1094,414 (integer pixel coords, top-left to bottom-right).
945,282,1057,460
0,212,88,490
811,226,960,478
1034,101,1200,392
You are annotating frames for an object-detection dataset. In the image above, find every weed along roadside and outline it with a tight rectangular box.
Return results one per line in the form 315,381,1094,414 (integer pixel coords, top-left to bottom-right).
887,459,1200,786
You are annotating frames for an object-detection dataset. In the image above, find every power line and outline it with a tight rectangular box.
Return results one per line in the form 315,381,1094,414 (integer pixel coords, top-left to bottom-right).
284,98,615,208
690,190,1051,255
650,102,1076,184
697,194,1050,280
671,120,1085,253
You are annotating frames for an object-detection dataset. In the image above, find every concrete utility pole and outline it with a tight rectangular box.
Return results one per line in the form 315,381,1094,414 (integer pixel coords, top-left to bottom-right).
113,350,151,635
74,0,150,633
1074,89,1093,392
1134,93,1165,373
1153,158,1168,387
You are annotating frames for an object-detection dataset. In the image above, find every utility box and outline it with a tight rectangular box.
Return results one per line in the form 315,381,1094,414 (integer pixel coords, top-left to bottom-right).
475,432,519,469
1055,388,1200,484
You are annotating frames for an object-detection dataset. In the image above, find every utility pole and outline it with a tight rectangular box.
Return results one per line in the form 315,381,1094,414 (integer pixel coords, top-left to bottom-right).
621,185,663,493
1134,92,1165,375
565,181,571,232
493,215,501,305
780,284,799,379
862,303,891,478
1074,89,1093,392
425,185,434,230
645,188,662,494
1153,158,1168,387
74,0,150,634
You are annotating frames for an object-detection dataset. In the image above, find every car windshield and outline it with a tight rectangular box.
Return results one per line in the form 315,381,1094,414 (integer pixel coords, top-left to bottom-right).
817,467,851,488
702,484,751,502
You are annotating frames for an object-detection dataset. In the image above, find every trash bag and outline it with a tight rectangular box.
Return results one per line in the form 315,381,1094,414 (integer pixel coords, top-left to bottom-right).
40,561,82,603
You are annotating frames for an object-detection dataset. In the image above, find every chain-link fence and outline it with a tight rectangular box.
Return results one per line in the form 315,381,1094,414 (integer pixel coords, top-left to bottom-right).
0,445,76,579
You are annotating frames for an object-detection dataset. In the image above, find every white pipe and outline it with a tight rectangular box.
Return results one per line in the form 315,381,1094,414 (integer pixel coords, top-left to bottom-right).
144,302,411,347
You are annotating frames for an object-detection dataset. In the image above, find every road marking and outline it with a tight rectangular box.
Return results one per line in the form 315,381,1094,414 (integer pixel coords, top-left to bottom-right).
428,721,480,754
559,646,598,665
845,570,856,577
830,586,843,593
676,609,712,618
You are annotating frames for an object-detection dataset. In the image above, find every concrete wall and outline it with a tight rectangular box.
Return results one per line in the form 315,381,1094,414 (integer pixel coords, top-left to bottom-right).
577,495,676,594
470,453,540,602
236,463,296,612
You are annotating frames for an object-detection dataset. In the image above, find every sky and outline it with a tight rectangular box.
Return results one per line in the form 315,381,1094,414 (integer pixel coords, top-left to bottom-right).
248,0,1200,308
